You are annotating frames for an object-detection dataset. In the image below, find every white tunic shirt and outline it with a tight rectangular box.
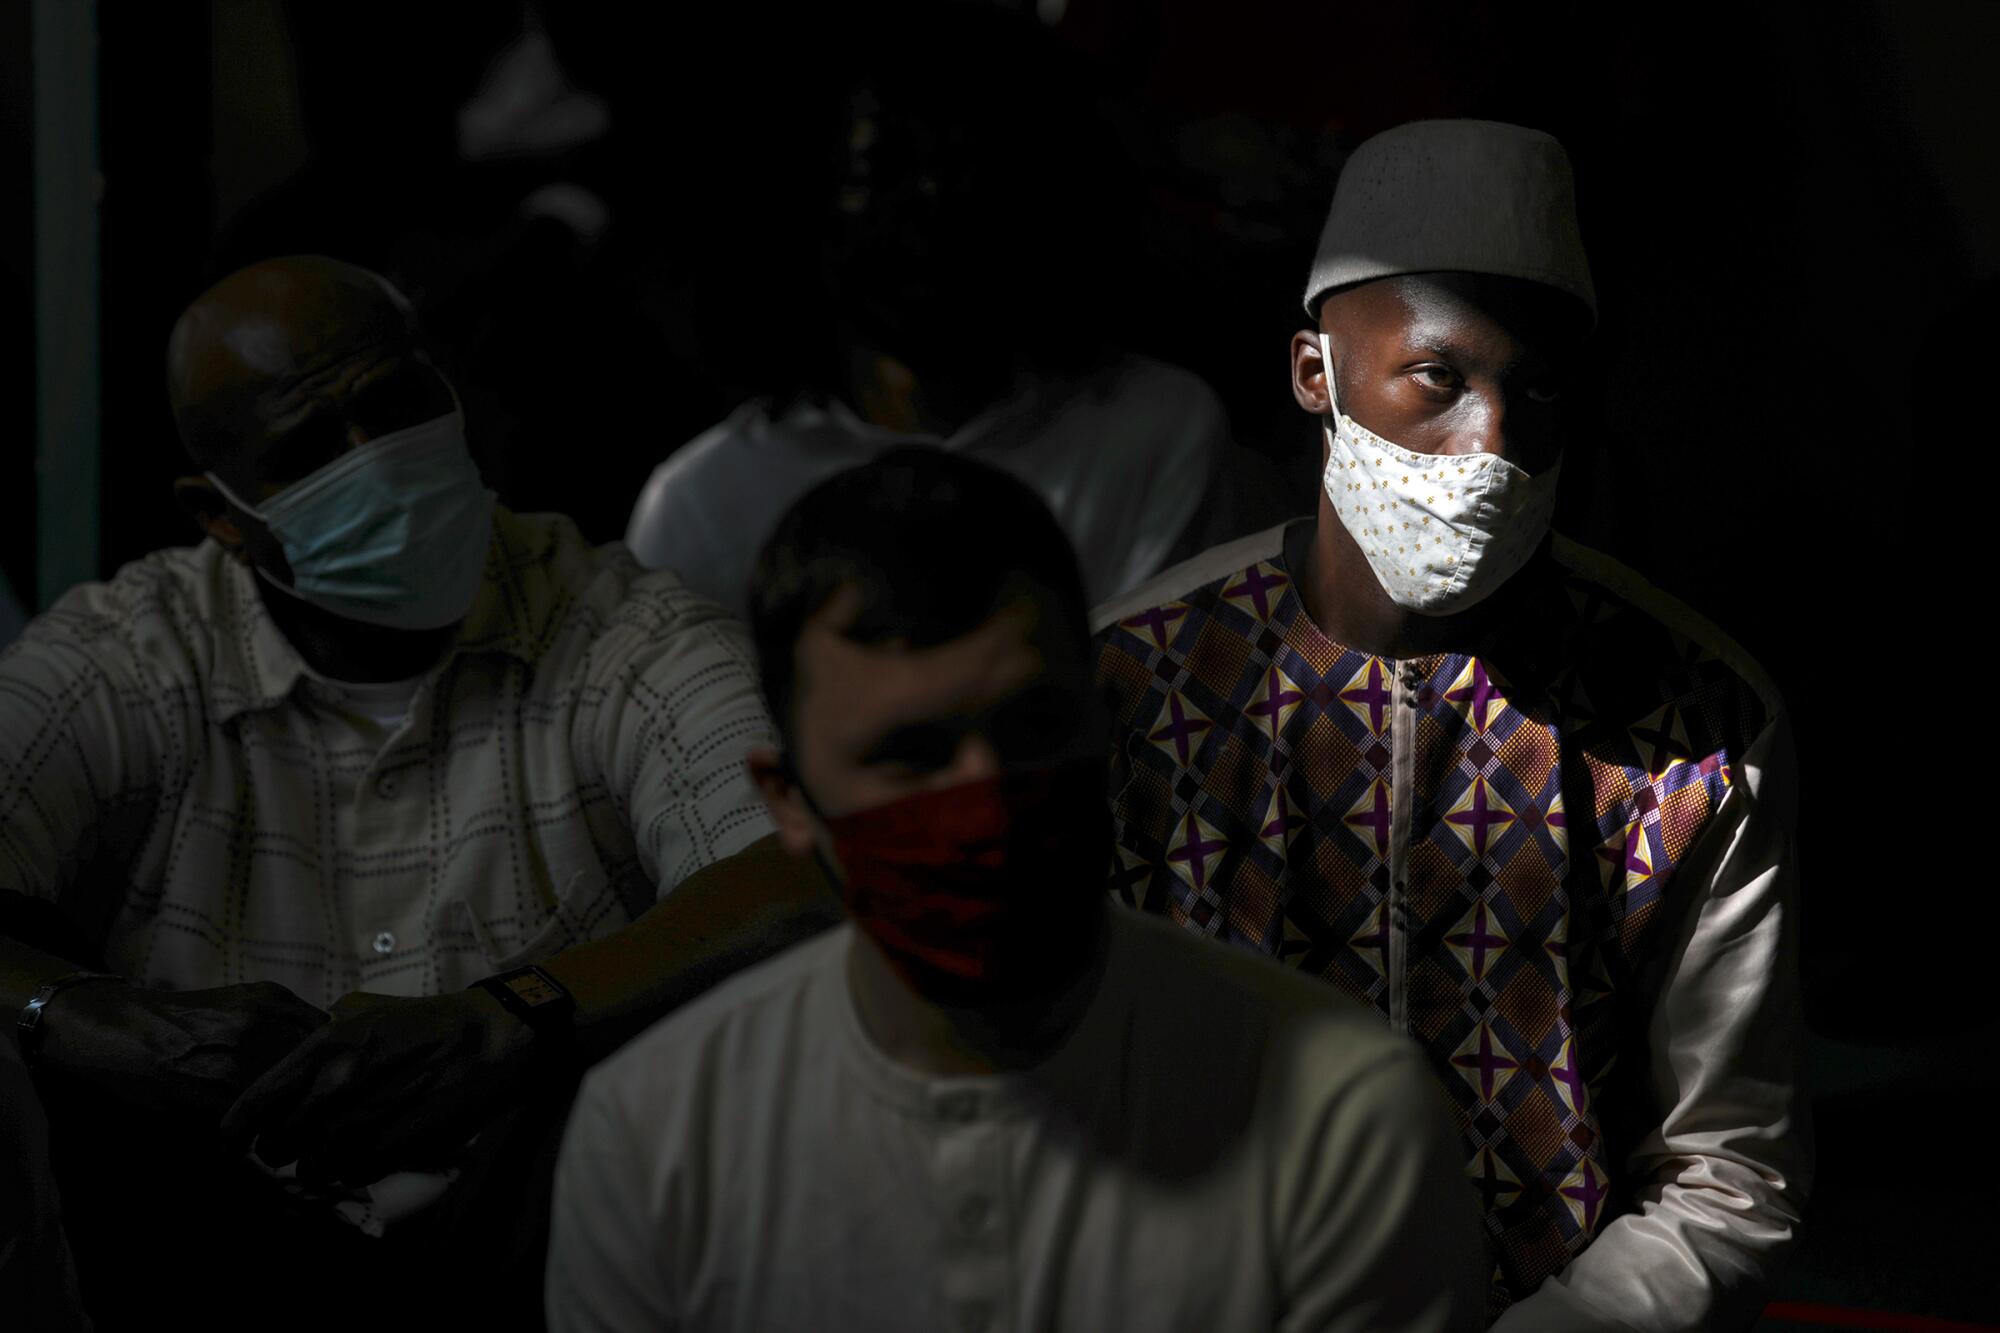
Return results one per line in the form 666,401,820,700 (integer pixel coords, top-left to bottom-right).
547,910,1488,1333
622,356,1230,616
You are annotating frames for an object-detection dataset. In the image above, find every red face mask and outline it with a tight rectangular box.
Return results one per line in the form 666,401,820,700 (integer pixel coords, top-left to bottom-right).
819,757,1109,998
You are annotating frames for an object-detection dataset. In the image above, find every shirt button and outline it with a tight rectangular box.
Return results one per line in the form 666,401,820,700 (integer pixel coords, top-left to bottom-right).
374,771,401,799
956,1194,992,1236
372,931,396,956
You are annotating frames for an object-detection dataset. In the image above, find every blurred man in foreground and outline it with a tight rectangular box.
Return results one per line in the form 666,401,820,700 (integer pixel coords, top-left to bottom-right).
549,448,1486,1333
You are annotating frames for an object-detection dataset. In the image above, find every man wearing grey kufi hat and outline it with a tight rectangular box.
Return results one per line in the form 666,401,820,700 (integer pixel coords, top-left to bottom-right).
1093,120,1806,1330
1302,119,1598,323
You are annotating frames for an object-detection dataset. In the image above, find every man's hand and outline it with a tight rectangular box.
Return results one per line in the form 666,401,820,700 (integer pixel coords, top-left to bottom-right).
219,989,536,1188
35,980,329,1128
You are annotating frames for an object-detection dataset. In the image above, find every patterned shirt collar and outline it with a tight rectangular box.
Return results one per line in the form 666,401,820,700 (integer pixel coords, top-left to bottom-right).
1275,516,1571,694
209,504,546,723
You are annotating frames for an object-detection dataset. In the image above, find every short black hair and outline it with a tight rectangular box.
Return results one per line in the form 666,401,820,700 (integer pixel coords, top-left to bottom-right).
748,446,1090,745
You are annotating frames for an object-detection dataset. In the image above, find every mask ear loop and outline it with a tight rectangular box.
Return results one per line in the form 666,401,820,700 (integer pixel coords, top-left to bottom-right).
198,471,324,606
1316,332,1357,497
1317,332,1345,426
778,751,825,819
203,469,268,523
778,751,848,895
1319,330,1428,466
1320,330,1398,469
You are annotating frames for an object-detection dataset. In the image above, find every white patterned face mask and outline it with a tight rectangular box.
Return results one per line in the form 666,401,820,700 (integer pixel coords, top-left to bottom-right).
1317,333,1560,616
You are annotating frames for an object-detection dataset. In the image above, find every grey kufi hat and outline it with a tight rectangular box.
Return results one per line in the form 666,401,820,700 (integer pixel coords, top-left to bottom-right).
1304,119,1595,322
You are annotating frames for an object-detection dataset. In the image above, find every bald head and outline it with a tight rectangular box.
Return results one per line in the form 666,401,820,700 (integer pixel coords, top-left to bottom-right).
168,256,446,485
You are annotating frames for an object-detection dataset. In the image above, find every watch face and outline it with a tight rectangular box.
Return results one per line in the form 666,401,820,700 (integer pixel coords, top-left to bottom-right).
503,970,564,1008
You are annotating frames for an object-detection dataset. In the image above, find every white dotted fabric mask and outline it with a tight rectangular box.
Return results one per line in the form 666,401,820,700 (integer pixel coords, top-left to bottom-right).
1317,333,1560,616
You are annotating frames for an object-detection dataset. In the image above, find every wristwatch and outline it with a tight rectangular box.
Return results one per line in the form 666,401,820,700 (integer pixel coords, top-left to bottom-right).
16,970,125,1068
470,964,577,1061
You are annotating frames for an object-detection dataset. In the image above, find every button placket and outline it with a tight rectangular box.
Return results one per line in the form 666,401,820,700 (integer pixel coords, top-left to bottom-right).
354,771,405,958
955,1192,992,1238
937,1090,981,1124
933,1097,1010,1333
334,710,430,970
1385,658,1422,1034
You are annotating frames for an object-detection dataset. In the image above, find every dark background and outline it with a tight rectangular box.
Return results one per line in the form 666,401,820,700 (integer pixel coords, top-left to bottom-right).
4,2,1994,1326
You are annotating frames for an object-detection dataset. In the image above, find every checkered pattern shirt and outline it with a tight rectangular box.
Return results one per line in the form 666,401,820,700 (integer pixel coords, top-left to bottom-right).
1094,522,1808,1331
0,508,775,1005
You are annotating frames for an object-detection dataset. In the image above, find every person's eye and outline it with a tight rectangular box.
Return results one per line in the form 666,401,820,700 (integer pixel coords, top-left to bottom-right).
1524,383,1563,405
862,726,959,775
1411,365,1461,395
261,412,349,489
348,368,453,439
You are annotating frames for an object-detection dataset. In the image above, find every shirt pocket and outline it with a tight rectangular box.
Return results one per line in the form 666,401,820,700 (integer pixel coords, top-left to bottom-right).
456,857,641,972
449,862,582,970
457,891,579,972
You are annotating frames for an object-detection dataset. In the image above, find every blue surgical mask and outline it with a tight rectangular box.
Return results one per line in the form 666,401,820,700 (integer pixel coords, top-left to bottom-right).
208,403,494,631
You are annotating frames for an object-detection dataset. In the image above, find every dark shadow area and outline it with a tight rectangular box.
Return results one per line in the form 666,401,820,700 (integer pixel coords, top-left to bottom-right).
5,0,1994,1326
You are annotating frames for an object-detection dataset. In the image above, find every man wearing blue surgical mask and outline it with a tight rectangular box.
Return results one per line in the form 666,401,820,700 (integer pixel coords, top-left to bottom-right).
0,256,836,1327
172,260,493,678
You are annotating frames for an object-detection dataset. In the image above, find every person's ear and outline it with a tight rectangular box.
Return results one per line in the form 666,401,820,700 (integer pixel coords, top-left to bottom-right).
1290,327,1334,416
172,476,251,559
748,745,823,860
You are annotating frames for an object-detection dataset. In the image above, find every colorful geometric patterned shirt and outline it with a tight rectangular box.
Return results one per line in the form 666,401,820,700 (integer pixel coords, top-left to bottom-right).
1094,521,1807,1331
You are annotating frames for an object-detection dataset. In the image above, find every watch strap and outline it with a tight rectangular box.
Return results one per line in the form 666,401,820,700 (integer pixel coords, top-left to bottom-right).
471,964,577,1040
16,970,125,1068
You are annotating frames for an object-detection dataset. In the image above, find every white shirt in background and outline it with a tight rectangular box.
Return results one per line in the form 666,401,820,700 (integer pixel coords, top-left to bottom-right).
622,356,1230,616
